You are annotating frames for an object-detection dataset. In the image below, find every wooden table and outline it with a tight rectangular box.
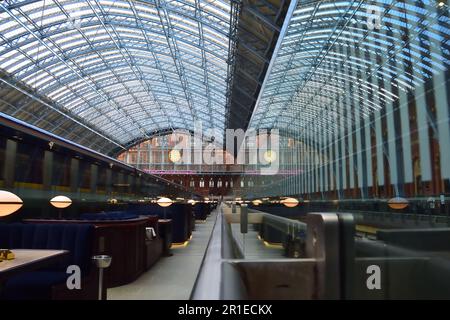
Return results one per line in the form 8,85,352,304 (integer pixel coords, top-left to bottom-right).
0,249,68,283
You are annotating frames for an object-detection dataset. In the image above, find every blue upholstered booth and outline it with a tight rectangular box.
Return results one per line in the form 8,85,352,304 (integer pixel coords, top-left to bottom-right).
249,204,303,218
80,211,138,220
0,223,94,300
257,220,286,244
77,203,195,243
193,203,211,220
141,204,192,243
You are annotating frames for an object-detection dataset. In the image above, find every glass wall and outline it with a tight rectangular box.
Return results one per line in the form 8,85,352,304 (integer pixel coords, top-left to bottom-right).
244,0,450,215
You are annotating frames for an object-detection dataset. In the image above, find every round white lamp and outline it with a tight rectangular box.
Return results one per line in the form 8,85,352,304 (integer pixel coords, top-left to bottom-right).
157,197,173,219
252,199,262,206
157,197,173,207
387,197,408,210
281,197,299,208
0,190,23,217
50,195,72,209
50,195,72,219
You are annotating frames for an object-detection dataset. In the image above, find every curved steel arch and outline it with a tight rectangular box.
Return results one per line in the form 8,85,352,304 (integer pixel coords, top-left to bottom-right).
250,0,450,147
45,71,226,115
16,43,228,85
111,126,220,157
40,61,227,106
0,0,232,149
1,1,230,54
6,21,229,74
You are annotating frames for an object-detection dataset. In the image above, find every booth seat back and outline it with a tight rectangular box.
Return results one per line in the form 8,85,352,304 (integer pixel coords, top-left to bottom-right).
193,203,210,220
0,223,94,272
140,204,192,243
80,211,138,220
161,204,190,243
258,217,286,244
250,204,302,218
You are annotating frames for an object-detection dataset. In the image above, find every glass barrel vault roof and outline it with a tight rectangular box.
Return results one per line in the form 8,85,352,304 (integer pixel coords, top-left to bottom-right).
0,0,231,150
249,0,449,143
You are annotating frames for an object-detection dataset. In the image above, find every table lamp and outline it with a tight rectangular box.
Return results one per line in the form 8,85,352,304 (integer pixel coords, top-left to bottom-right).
252,199,262,206
50,195,72,219
0,190,23,217
281,197,299,208
0,190,23,262
387,197,409,210
157,197,173,219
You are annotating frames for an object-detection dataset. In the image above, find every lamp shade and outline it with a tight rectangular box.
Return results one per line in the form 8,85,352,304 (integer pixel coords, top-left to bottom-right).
50,195,72,209
0,190,23,217
108,198,118,204
157,197,173,207
281,197,299,208
252,199,262,206
388,197,408,210
187,199,196,205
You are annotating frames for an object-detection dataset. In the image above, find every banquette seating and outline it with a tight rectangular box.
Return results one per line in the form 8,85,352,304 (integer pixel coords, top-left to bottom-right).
0,223,98,300
79,205,192,244
139,203,193,243
250,205,304,247
80,211,139,220
0,202,211,298
256,218,286,244
125,203,195,243
249,204,301,218
193,203,210,221
23,215,163,288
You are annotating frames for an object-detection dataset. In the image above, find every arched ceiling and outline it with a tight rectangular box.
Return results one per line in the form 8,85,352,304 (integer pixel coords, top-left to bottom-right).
249,0,449,143
0,0,448,157
0,0,234,153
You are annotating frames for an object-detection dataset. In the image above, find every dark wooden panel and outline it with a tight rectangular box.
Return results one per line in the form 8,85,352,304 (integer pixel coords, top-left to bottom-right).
24,216,162,288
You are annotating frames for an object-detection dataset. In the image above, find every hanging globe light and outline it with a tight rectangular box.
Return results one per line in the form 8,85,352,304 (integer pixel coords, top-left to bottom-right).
0,190,23,217
388,197,409,210
281,197,299,208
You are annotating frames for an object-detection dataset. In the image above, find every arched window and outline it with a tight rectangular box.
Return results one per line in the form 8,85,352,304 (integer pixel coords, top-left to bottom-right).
199,178,205,188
